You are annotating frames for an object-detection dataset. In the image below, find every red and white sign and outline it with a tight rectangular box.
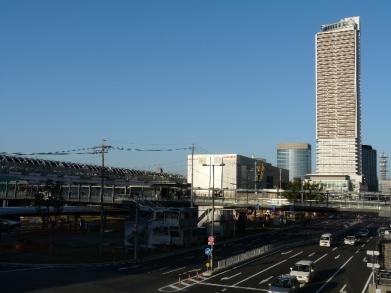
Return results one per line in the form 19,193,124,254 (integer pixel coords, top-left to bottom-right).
208,236,215,245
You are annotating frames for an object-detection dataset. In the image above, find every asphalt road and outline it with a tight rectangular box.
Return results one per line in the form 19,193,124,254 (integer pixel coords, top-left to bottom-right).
0,216,382,293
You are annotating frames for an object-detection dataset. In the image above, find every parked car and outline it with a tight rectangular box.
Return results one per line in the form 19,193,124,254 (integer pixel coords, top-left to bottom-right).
344,235,357,245
268,274,300,293
290,260,315,284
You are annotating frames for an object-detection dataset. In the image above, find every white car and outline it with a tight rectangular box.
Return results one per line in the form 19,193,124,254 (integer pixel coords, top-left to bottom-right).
344,235,356,245
290,260,315,284
319,233,332,247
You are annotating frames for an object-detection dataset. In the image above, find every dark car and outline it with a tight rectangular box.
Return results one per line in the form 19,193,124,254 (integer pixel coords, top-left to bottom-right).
357,228,369,237
269,274,300,293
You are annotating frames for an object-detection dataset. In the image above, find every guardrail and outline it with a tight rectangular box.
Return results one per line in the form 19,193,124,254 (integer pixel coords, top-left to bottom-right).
214,219,359,272
195,196,391,212
216,244,272,271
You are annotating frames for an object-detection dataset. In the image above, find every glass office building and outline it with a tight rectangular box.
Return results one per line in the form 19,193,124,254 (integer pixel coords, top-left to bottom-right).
362,145,378,191
277,143,311,182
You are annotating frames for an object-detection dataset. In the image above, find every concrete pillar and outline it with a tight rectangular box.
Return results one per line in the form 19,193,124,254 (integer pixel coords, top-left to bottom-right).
88,185,92,202
5,181,8,198
2,200,8,207
13,182,18,198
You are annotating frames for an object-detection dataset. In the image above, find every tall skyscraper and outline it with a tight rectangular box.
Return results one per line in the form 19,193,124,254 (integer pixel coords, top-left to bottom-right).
315,16,362,187
277,143,311,182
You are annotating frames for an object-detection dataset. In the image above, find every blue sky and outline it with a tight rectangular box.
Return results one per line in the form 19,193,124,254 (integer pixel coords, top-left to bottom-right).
1,0,390,175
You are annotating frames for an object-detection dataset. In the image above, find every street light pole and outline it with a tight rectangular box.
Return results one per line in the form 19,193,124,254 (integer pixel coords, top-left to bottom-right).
202,162,225,273
254,157,257,197
190,144,194,208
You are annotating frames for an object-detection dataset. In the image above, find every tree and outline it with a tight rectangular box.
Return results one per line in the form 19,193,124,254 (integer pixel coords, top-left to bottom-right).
33,181,65,254
282,181,302,201
282,181,324,203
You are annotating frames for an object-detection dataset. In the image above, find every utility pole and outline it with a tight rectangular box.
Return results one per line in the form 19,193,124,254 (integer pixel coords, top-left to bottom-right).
190,144,194,208
97,139,110,255
134,195,138,262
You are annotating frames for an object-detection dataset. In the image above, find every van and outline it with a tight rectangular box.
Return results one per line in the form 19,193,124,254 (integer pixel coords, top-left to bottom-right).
319,233,332,247
290,260,315,284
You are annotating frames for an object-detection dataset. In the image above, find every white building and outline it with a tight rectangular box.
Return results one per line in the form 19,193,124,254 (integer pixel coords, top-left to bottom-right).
187,154,288,197
314,16,363,191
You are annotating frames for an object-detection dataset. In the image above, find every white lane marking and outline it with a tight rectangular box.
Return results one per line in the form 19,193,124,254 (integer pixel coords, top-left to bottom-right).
118,267,128,271
162,266,186,275
361,243,365,248
355,249,360,254
281,250,292,255
0,266,51,273
199,282,268,291
259,275,274,285
339,283,347,293
221,272,242,281
233,259,287,286
308,252,316,257
289,251,303,259
361,272,373,293
334,254,340,260
222,289,227,292
363,257,367,263
366,239,370,243
315,255,354,293
332,247,338,251
314,253,328,264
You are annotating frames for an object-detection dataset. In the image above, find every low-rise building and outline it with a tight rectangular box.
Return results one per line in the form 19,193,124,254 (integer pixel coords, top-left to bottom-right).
125,206,198,248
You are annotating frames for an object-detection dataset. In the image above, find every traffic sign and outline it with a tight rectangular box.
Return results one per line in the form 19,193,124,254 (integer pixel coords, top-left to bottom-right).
208,236,215,242
367,250,380,256
255,203,260,210
204,247,211,256
272,205,276,212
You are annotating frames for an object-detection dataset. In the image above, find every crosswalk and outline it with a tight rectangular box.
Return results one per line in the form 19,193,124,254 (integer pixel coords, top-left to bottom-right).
158,273,208,292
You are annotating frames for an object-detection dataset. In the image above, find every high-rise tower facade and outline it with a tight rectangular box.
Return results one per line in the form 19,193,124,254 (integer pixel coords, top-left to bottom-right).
315,17,362,186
